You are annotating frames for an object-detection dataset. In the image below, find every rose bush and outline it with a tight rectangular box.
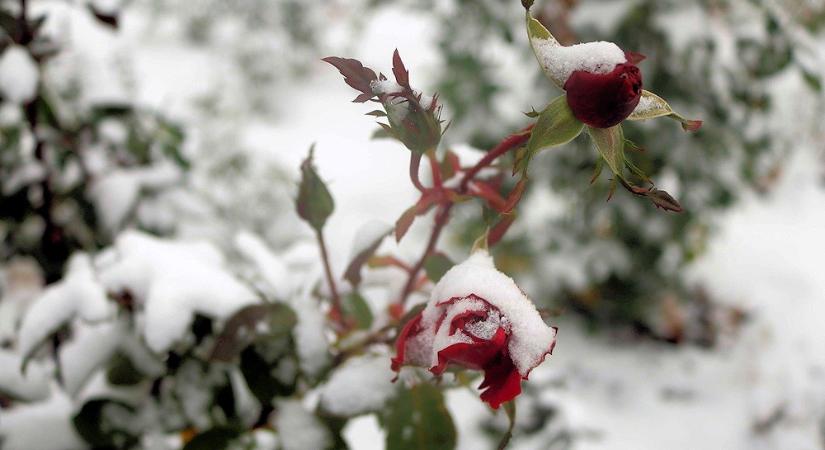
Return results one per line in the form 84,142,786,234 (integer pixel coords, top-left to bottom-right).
392,250,557,409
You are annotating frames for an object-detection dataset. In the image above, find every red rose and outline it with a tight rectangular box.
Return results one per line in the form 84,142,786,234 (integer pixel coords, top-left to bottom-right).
392,251,557,409
564,51,645,128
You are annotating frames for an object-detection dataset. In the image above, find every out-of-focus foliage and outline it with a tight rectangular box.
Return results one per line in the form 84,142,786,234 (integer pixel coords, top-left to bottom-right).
0,1,188,282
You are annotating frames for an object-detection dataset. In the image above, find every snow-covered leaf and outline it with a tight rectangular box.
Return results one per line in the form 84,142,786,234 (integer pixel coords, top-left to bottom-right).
18,254,113,367
72,399,139,449
344,220,393,287
211,303,297,362
319,354,395,417
628,90,702,131
274,400,333,450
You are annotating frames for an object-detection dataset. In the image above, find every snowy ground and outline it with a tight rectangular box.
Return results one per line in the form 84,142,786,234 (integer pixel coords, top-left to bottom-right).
2,1,825,449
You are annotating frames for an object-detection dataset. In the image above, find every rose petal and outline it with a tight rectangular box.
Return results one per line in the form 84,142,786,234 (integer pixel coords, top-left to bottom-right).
564,63,643,128
478,353,522,409
391,311,424,372
431,327,507,374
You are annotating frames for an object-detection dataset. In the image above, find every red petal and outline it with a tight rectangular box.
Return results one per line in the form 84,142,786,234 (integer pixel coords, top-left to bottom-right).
478,353,522,409
564,62,643,128
391,311,424,372
431,327,507,374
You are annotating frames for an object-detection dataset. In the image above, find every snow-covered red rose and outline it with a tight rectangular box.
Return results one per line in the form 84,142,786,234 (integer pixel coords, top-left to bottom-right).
392,250,557,409
531,38,645,128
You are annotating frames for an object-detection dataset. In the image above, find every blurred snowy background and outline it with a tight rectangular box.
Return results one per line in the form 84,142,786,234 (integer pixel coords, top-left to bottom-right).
1,0,825,449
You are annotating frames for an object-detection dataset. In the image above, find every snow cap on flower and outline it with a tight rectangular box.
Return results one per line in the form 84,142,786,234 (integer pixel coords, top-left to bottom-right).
531,36,644,128
392,250,557,409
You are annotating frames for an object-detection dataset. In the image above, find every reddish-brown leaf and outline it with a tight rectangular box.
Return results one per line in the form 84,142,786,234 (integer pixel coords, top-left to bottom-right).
392,49,410,88
322,56,378,102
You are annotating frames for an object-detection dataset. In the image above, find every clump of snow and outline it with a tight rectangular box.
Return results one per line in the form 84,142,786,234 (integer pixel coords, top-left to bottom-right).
0,46,40,104
531,37,626,86
0,389,85,450
234,231,291,299
90,0,123,15
349,220,392,260
370,79,403,95
421,250,557,376
274,400,332,450
0,349,50,401
18,254,113,359
289,292,331,378
58,320,123,395
97,230,258,352
89,164,181,233
319,354,396,416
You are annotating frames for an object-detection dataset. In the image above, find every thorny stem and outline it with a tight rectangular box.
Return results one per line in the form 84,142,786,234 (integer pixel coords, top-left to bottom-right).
396,125,534,307
316,229,344,326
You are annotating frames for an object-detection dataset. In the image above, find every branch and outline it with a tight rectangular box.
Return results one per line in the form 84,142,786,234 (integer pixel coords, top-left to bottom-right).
396,125,534,307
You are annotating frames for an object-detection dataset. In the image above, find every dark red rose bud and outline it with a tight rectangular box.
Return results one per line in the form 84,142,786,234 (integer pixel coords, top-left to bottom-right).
564,53,643,128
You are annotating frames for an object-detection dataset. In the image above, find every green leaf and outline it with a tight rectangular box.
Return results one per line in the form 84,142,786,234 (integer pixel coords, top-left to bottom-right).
182,426,242,450
526,11,564,88
343,291,373,329
296,145,335,232
211,303,297,362
73,399,139,449
384,384,457,450
526,95,584,157
424,253,454,283
587,125,625,179
106,353,144,386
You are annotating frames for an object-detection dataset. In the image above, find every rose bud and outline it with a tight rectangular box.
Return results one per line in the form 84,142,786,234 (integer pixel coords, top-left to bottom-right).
533,38,645,128
392,250,557,409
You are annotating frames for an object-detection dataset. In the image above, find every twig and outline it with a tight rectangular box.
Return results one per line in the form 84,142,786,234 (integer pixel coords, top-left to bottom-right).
396,125,534,306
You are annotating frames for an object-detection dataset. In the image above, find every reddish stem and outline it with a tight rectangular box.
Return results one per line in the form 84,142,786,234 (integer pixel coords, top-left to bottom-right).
396,125,534,307
409,153,425,192
427,151,443,187
316,229,344,325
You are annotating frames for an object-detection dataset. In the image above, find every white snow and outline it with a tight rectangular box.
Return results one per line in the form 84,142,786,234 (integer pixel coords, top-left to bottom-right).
18,254,114,359
531,37,626,86
0,349,50,401
58,319,123,395
0,46,40,104
319,354,396,416
274,400,332,450
97,230,258,352
234,230,291,300
89,164,181,233
349,220,393,261
420,250,557,376
288,291,331,378
0,389,86,450
370,79,403,95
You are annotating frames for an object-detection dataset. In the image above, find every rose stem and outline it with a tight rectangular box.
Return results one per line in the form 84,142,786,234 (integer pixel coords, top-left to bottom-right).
396,124,534,307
